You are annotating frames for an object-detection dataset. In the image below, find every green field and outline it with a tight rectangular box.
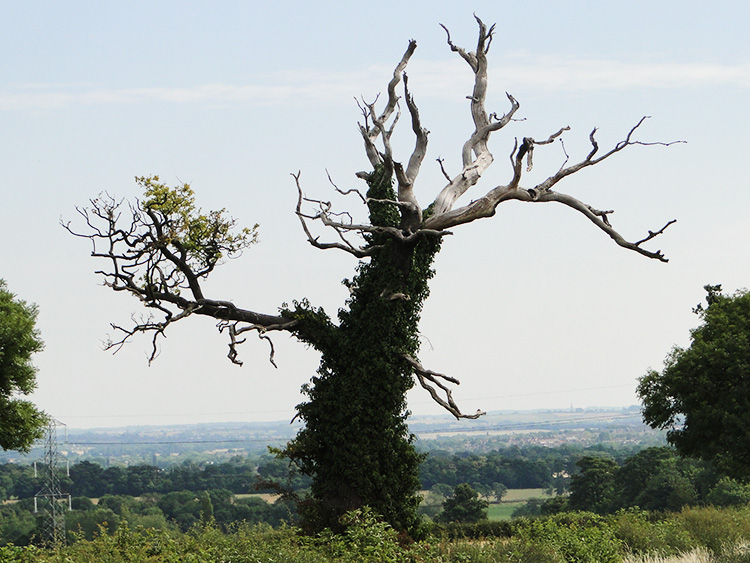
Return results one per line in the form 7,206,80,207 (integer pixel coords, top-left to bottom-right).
487,488,552,520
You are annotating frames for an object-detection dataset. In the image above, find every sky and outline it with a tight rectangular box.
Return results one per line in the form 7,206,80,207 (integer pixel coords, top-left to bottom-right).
2,1,749,430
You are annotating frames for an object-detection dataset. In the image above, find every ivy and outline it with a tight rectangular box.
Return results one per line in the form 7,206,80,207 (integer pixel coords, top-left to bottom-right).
278,167,441,533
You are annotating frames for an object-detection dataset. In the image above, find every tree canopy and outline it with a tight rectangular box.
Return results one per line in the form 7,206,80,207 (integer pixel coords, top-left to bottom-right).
436,483,488,523
638,285,750,480
0,280,48,452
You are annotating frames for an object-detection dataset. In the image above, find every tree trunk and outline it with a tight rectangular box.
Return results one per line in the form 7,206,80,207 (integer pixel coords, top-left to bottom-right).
282,168,439,532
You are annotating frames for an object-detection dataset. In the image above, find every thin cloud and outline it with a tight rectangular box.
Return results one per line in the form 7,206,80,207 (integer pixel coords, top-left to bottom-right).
2,57,747,111
494,56,750,91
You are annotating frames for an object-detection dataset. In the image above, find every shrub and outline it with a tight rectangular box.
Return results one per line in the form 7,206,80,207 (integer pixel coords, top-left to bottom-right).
676,506,750,554
439,520,514,539
610,509,694,557
513,513,623,563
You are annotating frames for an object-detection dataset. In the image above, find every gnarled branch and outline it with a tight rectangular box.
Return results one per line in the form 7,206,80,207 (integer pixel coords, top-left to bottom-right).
403,355,485,420
63,181,297,365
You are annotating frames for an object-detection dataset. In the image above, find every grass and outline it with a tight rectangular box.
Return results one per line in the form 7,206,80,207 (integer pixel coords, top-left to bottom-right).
487,488,552,520
623,549,713,563
501,488,551,502
487,502,523,520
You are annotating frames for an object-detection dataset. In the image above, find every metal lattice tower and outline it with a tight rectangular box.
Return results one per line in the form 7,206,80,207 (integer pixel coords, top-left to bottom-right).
34,418,70,548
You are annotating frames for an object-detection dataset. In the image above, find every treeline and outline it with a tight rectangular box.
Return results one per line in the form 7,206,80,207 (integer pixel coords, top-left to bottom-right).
0,454,310,500
1,443,643,503
524,446,750,517
418,443,637,493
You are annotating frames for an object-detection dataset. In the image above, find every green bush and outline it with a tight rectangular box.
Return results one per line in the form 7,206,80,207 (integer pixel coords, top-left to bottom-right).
10,505,750,563
609,509,694,557
439,520,514,539
676,506,750,554
513,512,623,563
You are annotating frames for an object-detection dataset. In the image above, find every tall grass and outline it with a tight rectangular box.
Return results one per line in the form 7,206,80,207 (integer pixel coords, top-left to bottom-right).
623,548,713,563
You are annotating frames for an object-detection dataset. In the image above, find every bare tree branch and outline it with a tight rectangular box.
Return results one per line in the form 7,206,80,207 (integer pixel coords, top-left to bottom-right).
70,16,680,423
432,17,520,217
295,16,679,417
403,355,485,419
327,169,367,204
63,182,298,365
357,40,417,170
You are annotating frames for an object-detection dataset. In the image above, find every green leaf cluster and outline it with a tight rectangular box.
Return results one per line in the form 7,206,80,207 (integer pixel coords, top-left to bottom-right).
638,285,750,479
436,483,489,524
138,176,259,274
0,280,47,452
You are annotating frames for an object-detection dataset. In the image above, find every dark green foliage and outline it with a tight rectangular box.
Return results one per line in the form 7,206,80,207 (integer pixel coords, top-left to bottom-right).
436,483,489,523
281,167,442,532
615,446,676,508
511,497,545,518
540,495,570,515
568,456,619,514
438,519,514,539
66,507,121,541
0,280,47,452
0,501,37,547
9,504,750,562
154,489,296,532
566,448,718,515
706,477,750,507
62,456,307,498
639,285,750,479
70,497,94,511
419,448,554,490
635,464,698,512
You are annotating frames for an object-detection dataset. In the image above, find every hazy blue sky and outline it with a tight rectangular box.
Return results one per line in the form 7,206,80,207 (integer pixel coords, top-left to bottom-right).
2,1,748,429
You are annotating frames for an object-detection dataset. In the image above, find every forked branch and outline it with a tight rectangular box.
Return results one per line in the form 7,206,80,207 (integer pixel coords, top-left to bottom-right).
63,180,298,365
404,355,485,419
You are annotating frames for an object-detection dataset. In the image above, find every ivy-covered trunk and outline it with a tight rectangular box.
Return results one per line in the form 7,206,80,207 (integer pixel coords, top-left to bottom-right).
283,168,440,532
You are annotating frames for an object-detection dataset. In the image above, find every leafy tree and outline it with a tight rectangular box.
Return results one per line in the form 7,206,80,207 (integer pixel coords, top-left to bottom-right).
66,18,676,532
157,490,203,531
436,483,488,523
638,285,750,479
705,477,750,507
0,502,37,546
568,456,618,514
635,465,697,512
69,461,105,497
70,496,94,511
615,447,677,508
198,490,214,524
65,507,120,541
430,483,454,498
97,494,135,515
512,497,545,518
492,482,508,502
0,280,48,452
540,495,570,516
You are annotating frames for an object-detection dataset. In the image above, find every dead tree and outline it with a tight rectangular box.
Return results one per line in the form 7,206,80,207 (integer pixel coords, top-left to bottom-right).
65,17,677,532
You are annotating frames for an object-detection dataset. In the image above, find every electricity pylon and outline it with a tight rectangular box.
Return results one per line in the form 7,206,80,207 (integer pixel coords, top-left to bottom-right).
34,418,70,548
